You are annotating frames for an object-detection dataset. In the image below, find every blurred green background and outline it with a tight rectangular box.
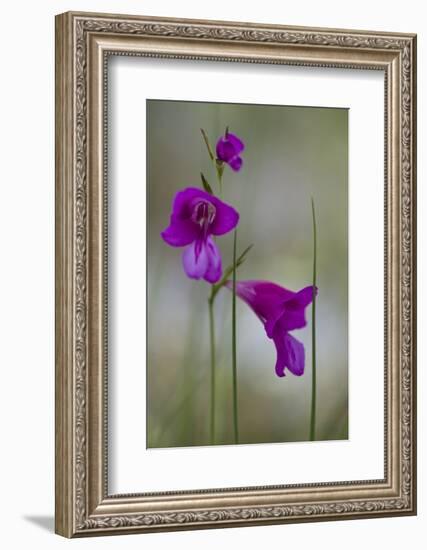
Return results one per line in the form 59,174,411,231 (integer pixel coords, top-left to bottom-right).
147,100,348,448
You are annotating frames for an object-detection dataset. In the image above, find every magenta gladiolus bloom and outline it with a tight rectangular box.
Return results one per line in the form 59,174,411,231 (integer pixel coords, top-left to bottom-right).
161,187,239,283
227,280,317,377
216,132,245,172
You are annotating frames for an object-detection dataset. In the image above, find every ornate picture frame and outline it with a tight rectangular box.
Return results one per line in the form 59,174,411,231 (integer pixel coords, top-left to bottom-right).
55,11,417,537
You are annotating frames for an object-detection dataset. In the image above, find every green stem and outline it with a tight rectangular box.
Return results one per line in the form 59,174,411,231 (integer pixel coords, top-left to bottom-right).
207,167,228,446
208,293,216,445
231,230,239,444
310,198,317,441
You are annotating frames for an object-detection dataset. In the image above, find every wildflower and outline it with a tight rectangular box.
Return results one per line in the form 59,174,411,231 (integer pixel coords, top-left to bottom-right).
227,280,317,377
216,131,245,172
161,187,239,283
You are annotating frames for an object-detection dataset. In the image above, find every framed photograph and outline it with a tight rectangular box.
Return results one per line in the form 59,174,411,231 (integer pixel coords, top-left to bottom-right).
55,11,417,537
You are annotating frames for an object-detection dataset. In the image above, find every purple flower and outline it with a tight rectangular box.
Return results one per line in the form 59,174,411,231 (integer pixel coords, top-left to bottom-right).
161,187,239,283
216,131,245,172
227,280,317,377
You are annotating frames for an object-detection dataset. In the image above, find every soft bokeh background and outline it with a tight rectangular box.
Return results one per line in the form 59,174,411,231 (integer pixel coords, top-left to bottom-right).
147,100,348,448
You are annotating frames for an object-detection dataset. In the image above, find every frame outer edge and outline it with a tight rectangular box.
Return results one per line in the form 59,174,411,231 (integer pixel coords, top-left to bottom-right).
62,10,416,39
413,34,417,514
54,10,417,537
409,34,417,514
55,12,75,538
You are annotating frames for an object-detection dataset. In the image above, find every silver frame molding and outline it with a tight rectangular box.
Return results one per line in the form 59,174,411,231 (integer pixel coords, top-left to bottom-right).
55,11,417,538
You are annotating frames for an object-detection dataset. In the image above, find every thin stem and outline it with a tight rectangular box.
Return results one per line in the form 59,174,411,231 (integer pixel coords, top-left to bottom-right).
199,128,224,196
310,198,317,441
231,230,239,444
207,159,226,446
200,128,215,161
208,294,216,445
210,243,253,301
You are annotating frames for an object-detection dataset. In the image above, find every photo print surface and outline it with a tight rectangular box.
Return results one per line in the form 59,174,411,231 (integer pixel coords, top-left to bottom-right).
146,99,348,449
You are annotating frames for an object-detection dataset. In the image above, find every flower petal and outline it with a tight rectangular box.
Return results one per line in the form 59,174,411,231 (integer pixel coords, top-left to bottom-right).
216,139,235,162
161,218,199,247
216,133,245,163
292,286,318,308
203,237,222,283
278,285,317,331
228,156,243,172
226,133,245,154
265,309,288,339
182,240,208,280
284,333,306,376
170,187,213,221
228,280,296,325
165,187,239,238
209,197,239,236
273,330,305,377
